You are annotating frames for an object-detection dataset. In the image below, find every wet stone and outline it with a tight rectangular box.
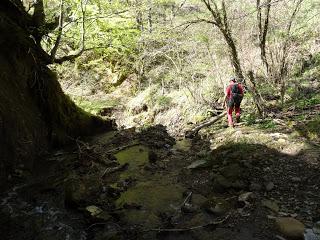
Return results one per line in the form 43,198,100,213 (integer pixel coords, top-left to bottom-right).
265,182,275,191
304,229,319,240
275,217,305,239
313,221,320,234
202,198,231,216
238,192,254,203
192,194,208,206
181,203,199,213
262,199,279,212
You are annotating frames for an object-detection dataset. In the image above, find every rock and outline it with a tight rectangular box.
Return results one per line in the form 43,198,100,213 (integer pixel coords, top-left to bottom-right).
313,221,320,234
187,160,207,169
86,205,103,216
192,194,208,206
85,206,112,221
212,174,231,192
275,217,305,239
238,192,254,202
304,229,320,240
250,183,262,191
203,198,230,216
265,182,275,191
262,199,279,212
181,203,198,213
291,177,302,183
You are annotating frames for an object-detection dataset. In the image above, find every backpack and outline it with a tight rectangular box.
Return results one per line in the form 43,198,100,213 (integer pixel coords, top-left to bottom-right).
228,83,243,107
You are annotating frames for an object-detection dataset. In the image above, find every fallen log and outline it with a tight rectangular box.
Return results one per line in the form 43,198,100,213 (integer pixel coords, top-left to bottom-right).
185,111,227,138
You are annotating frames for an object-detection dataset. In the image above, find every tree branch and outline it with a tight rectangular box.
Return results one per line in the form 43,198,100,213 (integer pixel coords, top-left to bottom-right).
53,0,87,64
50,0,63,60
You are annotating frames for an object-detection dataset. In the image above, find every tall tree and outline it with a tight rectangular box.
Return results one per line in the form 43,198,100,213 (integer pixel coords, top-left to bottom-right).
200,0,244,80
257,0,271,74
0,0,112,188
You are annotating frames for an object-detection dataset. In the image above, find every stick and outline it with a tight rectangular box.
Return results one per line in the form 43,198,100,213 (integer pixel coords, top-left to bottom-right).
101,163,128,178
185,111,227,138
144,214,229,232
179,192,192,208
106,142,140,154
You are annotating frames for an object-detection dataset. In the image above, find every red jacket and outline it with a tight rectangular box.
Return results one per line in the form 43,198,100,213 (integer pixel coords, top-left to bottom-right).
226,83,244,100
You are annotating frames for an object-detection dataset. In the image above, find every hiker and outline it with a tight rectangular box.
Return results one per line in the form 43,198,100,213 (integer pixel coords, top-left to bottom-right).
223,77,244,127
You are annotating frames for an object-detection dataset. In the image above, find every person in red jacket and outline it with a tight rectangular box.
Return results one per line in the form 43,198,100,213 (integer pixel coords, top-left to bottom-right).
223,77,244,127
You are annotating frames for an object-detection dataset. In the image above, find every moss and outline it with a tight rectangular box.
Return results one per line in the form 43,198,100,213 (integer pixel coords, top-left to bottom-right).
33,68,113,145
72,96,118,115
173,139,192,151
115,145,149,180
116,180,184,210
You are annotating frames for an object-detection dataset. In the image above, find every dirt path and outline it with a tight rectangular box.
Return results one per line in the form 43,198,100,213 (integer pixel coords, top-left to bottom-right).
1,123,319,240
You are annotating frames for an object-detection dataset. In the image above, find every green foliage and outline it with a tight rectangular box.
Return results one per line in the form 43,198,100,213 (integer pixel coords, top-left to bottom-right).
44,0,140,73
242,113,256,125
72,96,118,115
155,95,172,107
294,94,320,109
257,120,276,130
296,116,320,140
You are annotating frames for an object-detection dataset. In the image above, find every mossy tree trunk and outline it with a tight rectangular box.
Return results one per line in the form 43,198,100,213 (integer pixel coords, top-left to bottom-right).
0,0,113,189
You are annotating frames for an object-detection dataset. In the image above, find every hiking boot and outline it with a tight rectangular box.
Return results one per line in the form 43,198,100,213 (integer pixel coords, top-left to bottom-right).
236,116,240,123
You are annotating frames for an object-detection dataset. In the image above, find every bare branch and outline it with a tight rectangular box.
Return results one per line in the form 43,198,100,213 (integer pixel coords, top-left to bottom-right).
53,0,88,64
50,0,63,60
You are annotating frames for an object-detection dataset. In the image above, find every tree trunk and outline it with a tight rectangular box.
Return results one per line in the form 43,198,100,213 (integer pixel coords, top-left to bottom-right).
220,28,244,80
0,0,113,189
201,0,244,81
247,71,265,117
257,0,271,74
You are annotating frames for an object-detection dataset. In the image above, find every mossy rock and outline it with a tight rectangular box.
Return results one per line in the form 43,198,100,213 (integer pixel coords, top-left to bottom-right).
202,197,231,216
275,217,305,239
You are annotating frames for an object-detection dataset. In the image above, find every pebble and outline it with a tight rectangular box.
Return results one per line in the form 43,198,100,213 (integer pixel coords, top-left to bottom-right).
238,192,254,202
265,182,275,191
275,217,305,239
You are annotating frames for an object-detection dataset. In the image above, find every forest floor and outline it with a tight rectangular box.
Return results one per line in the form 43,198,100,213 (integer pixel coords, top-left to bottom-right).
1,106,320,240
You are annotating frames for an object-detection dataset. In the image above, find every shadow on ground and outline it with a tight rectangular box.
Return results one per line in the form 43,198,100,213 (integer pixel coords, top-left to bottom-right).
0,125,319,240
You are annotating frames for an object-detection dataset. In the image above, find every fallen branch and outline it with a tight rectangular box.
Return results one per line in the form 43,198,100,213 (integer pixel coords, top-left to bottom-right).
179,192,192,209
101,163,129,178
144,214,229,232
185,111,227,138
106,142,140,154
